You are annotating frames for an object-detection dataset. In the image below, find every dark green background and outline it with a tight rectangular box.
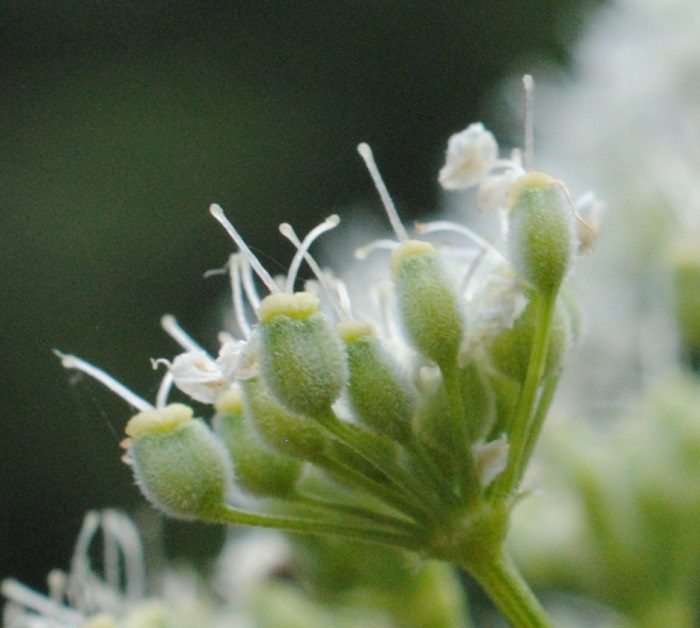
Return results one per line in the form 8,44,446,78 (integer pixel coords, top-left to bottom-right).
1,1,594,591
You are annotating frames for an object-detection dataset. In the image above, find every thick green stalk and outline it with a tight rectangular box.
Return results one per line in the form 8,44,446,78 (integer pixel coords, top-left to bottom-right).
465,550,552,628
428,501,550,627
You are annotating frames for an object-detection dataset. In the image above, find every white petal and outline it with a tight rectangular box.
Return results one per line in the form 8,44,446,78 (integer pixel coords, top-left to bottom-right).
473,436,510,489
170,351,229,404
438,123,499,190
459,260,526,361
215,340,246,380
477,170,520,214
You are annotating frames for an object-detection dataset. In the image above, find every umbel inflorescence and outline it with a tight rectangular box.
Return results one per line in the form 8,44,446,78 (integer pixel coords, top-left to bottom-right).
51,78,597,627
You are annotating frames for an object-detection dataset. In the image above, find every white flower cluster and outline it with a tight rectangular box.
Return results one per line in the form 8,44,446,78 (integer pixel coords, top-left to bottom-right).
157,120,536,401
54,123,537,417
2,511,291,628
432,115,599,356
528,0,700,409
434,122,528,355
31,81,607,627
2,510,146,628
535,0,700,248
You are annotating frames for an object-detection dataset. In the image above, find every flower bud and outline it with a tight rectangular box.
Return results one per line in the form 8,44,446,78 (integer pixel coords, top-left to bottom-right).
391,240,463,367
337,320,415,442
257,292,347,416
241,377,328,464
213,389,301,498
124,404,233,520
508,172,577,294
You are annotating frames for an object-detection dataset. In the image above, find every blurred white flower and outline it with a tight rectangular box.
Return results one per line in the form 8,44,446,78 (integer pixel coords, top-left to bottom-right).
167,351,230,404
438,122,501,189
523,0,700,411
2,510,146,628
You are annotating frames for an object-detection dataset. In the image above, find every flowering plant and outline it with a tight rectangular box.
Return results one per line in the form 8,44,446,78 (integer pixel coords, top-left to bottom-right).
5,78,598,627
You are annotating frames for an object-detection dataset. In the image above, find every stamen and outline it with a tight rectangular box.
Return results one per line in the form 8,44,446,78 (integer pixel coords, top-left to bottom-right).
68,510,101,613
160,315,206,354
332,275,354,319
229,255,252,339
376,281,399,340
239,254,262,311
102,512,120,595
354,238,399,260
101,510,146,603
414,220,507,263
280,215,340,293
523,74,535,172
47,569,66,605
54,351,153,412
209,204,279,294
1,579,83,624
202,263,228,279
155,369,174,410
357,143,409,243
279,219,345,319
218,331,237,344
304,273,353,320
558,180,598,243
459,243,490,295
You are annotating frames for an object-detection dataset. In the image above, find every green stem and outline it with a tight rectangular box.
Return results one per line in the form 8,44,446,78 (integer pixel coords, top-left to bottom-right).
315,410,442,518
514,373,560,487
441,364,479,503
466,550,552,628
316,449,430,523
208,504,422,551
404,436,459,507
290,492,422,537
492,292,556,499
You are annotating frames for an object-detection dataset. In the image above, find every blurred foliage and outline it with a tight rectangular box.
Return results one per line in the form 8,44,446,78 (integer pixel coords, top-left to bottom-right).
0,0,594,589
511,374,700,626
